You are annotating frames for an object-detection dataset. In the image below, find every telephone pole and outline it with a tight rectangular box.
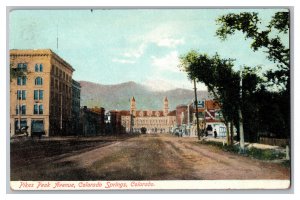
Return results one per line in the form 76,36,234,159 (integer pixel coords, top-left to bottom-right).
194,79,200,140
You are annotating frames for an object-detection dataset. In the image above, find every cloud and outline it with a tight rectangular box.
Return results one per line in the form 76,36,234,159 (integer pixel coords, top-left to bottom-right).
142,25,185,48
114,24,185,65
112,58,136,64
151,51,181,73
155,38,185,48
143,78,177,91
122,43,146,58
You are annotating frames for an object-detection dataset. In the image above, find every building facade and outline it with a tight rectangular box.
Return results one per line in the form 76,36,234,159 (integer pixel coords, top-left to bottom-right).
71,79,81,133
10,49,75,137
79,106,105,136
120,97,176,134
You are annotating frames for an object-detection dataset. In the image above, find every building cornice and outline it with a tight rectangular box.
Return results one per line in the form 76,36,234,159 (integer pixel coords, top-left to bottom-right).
9,49,75,72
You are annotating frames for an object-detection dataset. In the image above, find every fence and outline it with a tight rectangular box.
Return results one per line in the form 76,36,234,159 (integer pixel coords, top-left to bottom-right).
259,137,289,147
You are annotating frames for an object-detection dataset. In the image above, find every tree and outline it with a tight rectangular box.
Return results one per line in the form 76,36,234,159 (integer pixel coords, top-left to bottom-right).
216,12,289,77
216,11,290,139
180,51,241,145
10,62,28,82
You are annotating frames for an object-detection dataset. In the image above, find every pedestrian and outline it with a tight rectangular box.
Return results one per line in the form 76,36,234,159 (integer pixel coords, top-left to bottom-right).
214,129,217,138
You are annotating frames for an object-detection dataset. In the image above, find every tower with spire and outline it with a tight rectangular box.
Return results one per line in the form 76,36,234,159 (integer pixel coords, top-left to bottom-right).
130,96,136,116
163,97,169,116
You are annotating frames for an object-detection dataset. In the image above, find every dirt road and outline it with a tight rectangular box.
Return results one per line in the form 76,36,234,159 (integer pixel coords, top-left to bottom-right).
11,134,290,181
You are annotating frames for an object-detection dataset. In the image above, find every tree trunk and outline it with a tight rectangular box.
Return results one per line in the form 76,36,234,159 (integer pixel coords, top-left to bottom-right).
226,122,230,145
230,121,234,145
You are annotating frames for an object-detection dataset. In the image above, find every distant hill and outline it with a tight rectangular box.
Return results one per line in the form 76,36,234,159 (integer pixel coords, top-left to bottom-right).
79,81,210,111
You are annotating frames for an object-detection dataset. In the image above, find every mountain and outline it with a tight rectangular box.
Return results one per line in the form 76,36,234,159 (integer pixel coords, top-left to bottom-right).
79,81,210,111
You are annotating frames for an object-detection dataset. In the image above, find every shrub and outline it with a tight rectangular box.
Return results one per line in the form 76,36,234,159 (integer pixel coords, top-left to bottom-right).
199,140,285,160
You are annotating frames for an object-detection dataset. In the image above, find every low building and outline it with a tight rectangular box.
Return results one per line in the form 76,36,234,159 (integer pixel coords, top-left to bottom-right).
79,106,105,136
189,99,226,137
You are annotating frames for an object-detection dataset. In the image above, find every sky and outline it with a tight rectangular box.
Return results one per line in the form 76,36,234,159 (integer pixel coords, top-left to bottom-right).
9,9,289,91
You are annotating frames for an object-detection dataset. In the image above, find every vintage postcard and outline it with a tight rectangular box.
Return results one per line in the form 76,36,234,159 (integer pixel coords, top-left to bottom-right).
9,8,291,190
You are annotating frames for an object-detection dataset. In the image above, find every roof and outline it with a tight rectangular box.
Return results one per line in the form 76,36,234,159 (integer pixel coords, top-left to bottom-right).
205,100,221,110
10,49,75,72
167,110,176,116
119,110,130,116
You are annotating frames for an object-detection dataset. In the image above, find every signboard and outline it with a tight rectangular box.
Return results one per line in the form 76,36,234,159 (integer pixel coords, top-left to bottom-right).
197,100,205,108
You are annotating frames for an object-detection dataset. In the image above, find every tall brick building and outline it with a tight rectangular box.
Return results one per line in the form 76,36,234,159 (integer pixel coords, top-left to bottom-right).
10,49,76,136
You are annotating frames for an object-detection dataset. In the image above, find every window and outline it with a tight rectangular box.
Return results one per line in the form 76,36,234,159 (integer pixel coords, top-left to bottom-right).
17,63,27,71
34,90,38,100
34,104,43,115
35,64,43,72
15,119,27,130
34,104,38,114
22,77,26,85
35,77,43,85
55,79,58,89
39,90,43,100
34,90,43,100
16,105,26,115
22,90,26,100
35,64,39,72
17,76,27,85
17,90,26,100
39,105,43,114
21,105,26,115
17,77,21,85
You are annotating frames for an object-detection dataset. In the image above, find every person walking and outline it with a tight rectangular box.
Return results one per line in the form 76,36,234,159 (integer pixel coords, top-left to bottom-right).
214,129,217,138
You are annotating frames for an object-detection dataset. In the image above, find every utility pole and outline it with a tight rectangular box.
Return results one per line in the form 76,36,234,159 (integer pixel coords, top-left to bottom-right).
239,66,245,153
187,100,190,136
194,79,200,140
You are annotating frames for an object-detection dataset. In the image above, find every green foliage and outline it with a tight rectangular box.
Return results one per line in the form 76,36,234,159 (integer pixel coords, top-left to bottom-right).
180,51,240,126
216,11,290,90
215,11,290,140
181,11,290,141
200,140,285,161
247,147,285,160
10,63,28,82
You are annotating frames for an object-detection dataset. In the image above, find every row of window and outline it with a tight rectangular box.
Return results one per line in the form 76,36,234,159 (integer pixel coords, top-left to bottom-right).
17,63,43,72
16,90,43,100
17,76,43,86
16,104,43,115
123,119,169,125
52,65,71,82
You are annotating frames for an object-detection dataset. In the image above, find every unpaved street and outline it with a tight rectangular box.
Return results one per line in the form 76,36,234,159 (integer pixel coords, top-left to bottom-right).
11,134,290,181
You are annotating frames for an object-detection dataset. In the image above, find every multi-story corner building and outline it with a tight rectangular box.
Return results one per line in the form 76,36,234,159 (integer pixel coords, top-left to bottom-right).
10,49,75,137
119,97,176,134
71,79,81,133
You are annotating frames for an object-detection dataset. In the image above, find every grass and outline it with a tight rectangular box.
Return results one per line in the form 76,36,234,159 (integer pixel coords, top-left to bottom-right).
199,140,286,161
